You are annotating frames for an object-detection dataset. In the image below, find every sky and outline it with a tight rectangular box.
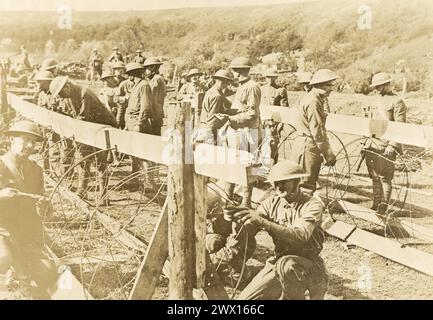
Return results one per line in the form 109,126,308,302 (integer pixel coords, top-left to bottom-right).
0,0,317,11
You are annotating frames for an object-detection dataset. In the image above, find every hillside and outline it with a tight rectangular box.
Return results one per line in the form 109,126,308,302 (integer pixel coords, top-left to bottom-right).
1,0,433,93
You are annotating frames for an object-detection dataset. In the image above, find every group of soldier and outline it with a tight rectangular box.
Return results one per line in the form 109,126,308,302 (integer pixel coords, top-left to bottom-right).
0,46,407,299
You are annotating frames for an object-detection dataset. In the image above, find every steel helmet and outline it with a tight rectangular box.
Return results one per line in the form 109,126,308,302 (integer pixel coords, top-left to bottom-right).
266,160,309,183
370,72,392,87
212,69,234,82
34,70,54,81
49,76,69,98
40,58,58,71
100,70,116,81
298,72,313,84
136,49,142,53
113,47,119,51
187,68,203,78
4,120,43,140
309,69,339,85
229,57,252,69
125,62,144,74
142,57,163,67
111,61,126,70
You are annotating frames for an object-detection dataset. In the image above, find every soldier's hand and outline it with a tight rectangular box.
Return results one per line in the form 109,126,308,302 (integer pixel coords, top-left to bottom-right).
384,145,396,157
233,209,267,228
324,150,337,167
0,188,20,201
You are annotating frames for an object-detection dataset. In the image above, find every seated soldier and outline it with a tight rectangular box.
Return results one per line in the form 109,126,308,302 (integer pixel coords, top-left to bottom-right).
0,121,58,299
207,160,328,300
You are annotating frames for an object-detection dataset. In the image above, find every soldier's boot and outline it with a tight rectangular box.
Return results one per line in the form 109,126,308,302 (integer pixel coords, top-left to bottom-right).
240,185,253,209
371,178,384,212
378,179,393,215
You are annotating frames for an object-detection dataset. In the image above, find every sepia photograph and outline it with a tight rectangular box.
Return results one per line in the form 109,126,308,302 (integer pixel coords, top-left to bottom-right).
0,0,433,304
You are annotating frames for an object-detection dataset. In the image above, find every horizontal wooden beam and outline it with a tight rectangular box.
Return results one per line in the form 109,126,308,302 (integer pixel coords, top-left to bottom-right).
339,200,433,243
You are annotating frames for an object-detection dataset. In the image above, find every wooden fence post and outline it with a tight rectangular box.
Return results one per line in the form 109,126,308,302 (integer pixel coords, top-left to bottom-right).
167,102,196,299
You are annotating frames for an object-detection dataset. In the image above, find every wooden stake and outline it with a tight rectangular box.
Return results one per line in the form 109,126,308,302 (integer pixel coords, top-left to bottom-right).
167,102,195,299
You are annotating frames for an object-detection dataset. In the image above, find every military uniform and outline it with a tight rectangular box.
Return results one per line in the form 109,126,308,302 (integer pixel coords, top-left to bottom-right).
148,74,166,135
289,88,333,191
133,55,146,65
198,85,232,143
59,83,117,198
113,78,135,129
364,94,407,210
88,52,103,77
238,192,328,300
260,83,288,107
108,52,124,63
0,152,57,298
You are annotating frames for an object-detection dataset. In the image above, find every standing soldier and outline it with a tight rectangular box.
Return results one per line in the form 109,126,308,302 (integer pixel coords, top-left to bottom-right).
133,49,146,65
108,47,124,64
364,72,407,214
99,71,118,116
49,76,118,202
260,70,288,107
177,68,205,99
124,63,157,192
88,49,103,82
195,69,234,144
111,61,126,86
0,121,58,299
113,63,139,129
289,69,338,194
223,57,262,208
143,57,166,136
17,45,31,70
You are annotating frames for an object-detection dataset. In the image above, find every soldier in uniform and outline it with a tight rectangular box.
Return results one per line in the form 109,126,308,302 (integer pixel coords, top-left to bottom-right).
195,69,234,144
124,63,157,191
177,68,205,99
111,61,126,86
108,47,124,64
143,57,166,136
364,72,407,214
0,121,58,299
133,49,146,65
99,70,119,116
88,49,103,81
49,76,118,202
289,69,338,194
297,72,313,93
223,57,262,208
113,63,139,129
234,160,328,300
260,70,288,107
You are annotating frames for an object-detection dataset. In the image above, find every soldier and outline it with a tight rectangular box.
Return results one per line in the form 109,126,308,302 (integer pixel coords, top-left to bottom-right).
143,57,166,136
0,121,58,299
49,76,118,202
298,72,313,93
364,72,407,214
40,58,59,77
223,57,262,208
230,160,328,300
88,49,103,81
108,47,124,63
124,63,157,191
260,70,288,107
195,69,234,144
289,69,338,194
99,70,118,116
177,68,205,99
133,49,146,65
111,61,126,86
18,45,31,71
113,63,140,129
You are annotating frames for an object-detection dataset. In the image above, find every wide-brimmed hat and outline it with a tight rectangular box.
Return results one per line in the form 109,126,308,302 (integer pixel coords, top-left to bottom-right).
266,160,309,183
370,72,392,87
3,120,43,141
142,57,163,67
187,68,203,78
212,69,234,82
